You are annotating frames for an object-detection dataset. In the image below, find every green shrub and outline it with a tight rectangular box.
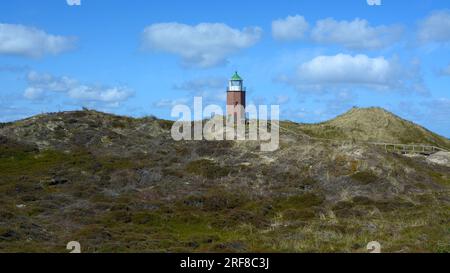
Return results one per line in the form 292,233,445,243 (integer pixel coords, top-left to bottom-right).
183,190,246,212
131,212,161,225
351,171,378,185
111,120,127,129
185,159,230,179
212,209,269,228
277,193,325,210
158,120,174,130
332,201,362,218
429,171,450,186
283,208,316,220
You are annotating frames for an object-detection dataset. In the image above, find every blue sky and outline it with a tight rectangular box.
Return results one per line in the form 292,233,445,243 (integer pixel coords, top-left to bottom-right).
0,0,449,137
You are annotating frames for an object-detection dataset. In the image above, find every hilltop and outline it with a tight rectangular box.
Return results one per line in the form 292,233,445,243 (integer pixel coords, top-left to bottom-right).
0,108,449,253
291,107,450,149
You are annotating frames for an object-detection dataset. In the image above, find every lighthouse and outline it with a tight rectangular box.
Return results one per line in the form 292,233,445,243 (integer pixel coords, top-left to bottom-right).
226,71,246,121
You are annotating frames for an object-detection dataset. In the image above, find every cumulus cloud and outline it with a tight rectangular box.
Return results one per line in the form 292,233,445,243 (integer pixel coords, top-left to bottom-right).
297,54,394,85
26,71,77,92
67,86,132,103
418,10,450,43
24,87,46,100
272,15,309,41
279,54,427,94
141,22,262,68
0,23,76,58
310,18,403,50
23,71,133,105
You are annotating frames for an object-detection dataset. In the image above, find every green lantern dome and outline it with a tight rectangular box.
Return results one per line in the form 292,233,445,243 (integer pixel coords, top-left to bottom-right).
231,71,243,81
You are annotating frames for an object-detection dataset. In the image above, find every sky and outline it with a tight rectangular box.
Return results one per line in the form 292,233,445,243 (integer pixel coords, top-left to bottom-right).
0,0,449,137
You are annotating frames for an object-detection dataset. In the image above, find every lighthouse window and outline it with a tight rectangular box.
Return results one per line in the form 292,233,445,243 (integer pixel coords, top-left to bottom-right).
231,81,241,87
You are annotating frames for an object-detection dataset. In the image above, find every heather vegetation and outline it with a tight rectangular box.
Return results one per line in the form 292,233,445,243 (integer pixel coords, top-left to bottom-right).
0,108,449,252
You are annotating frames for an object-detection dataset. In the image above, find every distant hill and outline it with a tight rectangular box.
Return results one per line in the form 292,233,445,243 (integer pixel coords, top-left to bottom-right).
292,107,450,149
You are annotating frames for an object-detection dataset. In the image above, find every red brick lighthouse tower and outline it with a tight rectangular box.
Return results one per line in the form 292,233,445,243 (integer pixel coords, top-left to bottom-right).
226,71,246,121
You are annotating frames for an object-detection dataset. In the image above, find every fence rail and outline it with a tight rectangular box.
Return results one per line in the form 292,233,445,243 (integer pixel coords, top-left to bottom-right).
369,142,447,155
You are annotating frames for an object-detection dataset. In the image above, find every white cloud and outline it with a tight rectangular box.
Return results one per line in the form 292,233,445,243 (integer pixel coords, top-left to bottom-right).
272,15,309,41
418,10,450,43
0,23,76,58
310,18,403,50
26,71,77,92
279,54,427,94
24,87,46,100
23,71,133,105
68,86,132,103
141,22,262,68
367,0,382,6
298,54,394,85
